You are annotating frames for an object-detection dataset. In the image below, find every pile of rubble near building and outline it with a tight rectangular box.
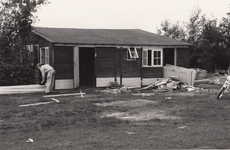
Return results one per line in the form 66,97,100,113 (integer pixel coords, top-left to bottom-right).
100,73,226,94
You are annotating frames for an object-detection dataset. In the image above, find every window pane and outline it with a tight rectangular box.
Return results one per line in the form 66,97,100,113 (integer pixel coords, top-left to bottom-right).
154,59,157,65
154,51,157,57
158,51,161,57
157,59,161,65
148,50,152,66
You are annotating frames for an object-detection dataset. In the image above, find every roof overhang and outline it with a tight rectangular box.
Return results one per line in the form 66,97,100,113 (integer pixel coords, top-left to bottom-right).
53,43,190,48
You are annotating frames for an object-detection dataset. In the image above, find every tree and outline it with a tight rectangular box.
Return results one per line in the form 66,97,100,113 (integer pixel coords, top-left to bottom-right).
184,8,208,69
198,19,226,72
156,20,186,41
0,0,49,85
157,6,230,73
0,0,49,44
219,8,230,67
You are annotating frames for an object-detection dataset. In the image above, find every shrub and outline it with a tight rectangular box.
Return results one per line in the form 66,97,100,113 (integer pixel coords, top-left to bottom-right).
0,46,36,85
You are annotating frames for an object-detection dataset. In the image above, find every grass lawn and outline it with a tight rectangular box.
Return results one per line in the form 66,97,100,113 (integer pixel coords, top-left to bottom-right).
1,86,230,149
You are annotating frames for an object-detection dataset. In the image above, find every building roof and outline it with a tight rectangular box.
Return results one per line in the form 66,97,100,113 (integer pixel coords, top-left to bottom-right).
33,26,191,46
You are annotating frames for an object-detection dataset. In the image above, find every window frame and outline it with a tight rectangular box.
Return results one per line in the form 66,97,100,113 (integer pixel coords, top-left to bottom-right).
142,47,163,67
40,47,49,64
127,47,139,60
27,44,35,52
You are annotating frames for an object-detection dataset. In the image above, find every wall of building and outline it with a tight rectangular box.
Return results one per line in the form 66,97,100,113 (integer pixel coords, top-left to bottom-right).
176,48,190,68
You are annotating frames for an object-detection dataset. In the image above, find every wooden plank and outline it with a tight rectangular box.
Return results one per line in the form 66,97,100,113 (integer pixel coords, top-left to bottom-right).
51,98,60,103
43,92,85,98
19,101,54,107
0,85,45,95
120,47,123,85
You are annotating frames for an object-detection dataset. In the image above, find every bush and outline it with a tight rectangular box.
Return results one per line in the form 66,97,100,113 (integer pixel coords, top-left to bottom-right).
0,46,36,85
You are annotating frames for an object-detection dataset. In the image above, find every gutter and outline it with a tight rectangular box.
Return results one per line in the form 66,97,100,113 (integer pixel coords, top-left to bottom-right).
53,42,191,48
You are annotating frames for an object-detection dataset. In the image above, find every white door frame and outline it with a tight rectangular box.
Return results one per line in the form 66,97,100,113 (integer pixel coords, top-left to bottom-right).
74,46,80,88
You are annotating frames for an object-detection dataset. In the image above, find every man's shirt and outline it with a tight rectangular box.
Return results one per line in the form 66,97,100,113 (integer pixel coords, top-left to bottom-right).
40,64,54,81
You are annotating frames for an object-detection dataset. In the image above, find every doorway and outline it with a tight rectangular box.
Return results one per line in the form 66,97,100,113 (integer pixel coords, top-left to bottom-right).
79,47,95,86
163,48,175,66
54,46,74,89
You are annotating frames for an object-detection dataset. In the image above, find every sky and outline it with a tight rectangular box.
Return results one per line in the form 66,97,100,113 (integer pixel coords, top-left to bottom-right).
33,0,230,33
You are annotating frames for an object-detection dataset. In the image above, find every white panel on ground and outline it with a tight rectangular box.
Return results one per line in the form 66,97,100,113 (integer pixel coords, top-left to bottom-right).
163,64,196,86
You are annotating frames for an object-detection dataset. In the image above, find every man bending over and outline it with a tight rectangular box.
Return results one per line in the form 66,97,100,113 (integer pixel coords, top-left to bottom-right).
37,63,56,94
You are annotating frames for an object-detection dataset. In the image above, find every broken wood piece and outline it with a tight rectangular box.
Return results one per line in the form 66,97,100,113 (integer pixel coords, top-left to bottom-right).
194,79,210,85
19,101,54,107
132,93,155,96
80,90,84,98
51,98,60,103
154,89,171,93
127,86,141,89
138,84,155,91
43,92,85,98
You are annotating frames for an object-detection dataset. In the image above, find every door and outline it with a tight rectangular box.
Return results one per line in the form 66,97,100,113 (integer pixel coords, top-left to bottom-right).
54,46,74,89
79,47,95,86
163,48,175,66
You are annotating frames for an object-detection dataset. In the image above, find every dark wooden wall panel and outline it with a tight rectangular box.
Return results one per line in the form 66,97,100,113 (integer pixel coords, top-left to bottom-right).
121,48,142,77
96,47,116,77
176,48,190,68
141,67,163,78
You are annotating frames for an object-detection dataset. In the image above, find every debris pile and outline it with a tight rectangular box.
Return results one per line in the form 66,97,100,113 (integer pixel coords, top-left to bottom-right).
110,82,123,89
100,76,186,94
140,76,182,91
99,72,225,94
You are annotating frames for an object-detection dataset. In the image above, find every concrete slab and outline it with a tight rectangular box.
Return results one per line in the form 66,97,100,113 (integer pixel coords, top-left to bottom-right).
0,84,45,95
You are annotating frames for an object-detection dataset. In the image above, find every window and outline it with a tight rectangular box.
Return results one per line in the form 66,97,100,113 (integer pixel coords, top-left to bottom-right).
40,47,49,64
26,45,34,52
142,48,162,67
127,47,139,60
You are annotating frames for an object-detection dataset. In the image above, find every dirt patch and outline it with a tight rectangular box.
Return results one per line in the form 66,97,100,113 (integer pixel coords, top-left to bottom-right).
96,99,180,121
103,110,180,121
95,99,157,107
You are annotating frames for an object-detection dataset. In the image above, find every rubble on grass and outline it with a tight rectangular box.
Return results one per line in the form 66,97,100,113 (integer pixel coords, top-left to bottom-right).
99,73,225,94
99,76,184,94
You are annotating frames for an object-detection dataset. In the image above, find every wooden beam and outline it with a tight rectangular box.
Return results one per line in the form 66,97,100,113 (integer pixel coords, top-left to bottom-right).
51,98,60,103
43,92,85,98
114,48,117,82
19,101,54,107
120,47,123,85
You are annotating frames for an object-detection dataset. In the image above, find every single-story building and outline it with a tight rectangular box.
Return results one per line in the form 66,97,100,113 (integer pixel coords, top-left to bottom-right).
27,26,191,89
